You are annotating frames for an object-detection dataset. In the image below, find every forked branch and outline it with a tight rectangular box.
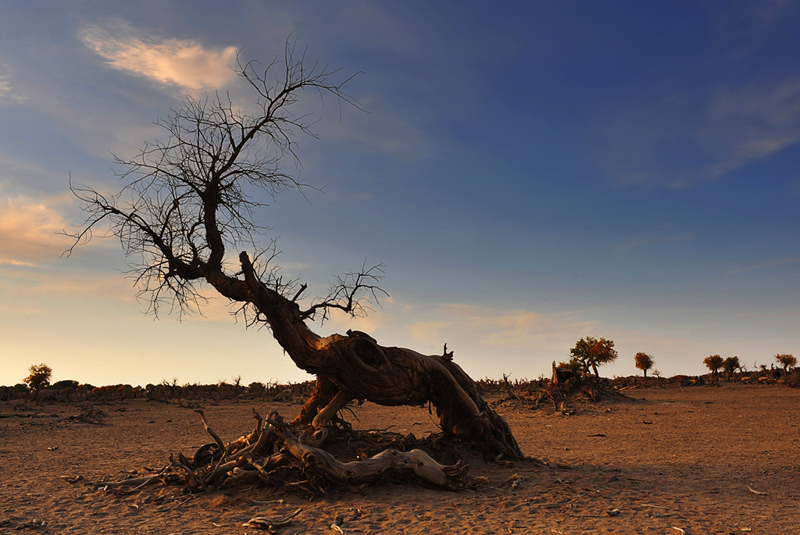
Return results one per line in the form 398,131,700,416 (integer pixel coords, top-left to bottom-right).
299,262,388,322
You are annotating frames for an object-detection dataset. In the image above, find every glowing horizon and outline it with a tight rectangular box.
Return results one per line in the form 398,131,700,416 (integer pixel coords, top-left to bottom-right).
2,2,799,388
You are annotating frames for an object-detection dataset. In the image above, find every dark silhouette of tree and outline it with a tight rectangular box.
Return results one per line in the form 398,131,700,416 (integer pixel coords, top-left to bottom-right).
775,354,797,372
634,352,654,377
569,337,618,377
67,43,521,467
24,363,52,391
703,354,724,376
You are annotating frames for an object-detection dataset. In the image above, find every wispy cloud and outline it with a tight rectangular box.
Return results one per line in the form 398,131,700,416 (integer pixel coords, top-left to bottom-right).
0,194,72,266
725,254,800,275
598,0,800,191
0,77,25,105
0,62,26,105
321,100,432,160
750,0,792,24
616,232,696,253
711,0,793,50
79,18,237,92
701,78,800,178
0,271,131,303
600,77,800,189
407,303,598,353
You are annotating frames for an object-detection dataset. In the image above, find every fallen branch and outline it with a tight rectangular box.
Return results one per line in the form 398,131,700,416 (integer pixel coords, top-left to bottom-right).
91,465,174,492
243,508,302,530
268,413,471,489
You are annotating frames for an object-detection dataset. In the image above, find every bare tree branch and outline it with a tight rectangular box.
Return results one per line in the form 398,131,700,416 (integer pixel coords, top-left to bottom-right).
65,42,366,319
299,262,389,323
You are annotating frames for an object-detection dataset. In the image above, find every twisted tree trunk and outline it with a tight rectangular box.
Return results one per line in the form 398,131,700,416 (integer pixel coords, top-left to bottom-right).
233,252,522,460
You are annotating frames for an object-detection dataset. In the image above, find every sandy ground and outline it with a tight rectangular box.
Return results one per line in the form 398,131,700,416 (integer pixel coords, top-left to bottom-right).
1,383,799,534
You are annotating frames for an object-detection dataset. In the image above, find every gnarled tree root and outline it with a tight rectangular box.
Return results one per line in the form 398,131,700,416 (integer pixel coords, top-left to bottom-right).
269,413,471,489
90,409,476,495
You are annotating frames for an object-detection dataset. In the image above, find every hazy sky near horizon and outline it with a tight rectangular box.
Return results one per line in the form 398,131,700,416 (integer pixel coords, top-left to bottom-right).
1,1,799,387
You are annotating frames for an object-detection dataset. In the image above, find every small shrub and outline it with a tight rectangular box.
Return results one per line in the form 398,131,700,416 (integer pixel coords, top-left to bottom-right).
23,364,52,391
722,356,741,376
703,355,724,376
775,354,797,372
557,360,582,374
634,352,655,377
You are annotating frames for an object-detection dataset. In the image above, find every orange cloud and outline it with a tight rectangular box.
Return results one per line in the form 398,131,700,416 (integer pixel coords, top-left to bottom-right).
79,19,237,92
0,196,72,266
0,271,133,310
406,303,598,353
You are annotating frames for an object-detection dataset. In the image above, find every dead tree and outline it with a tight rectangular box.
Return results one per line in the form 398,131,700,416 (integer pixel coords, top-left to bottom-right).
67,43,522,476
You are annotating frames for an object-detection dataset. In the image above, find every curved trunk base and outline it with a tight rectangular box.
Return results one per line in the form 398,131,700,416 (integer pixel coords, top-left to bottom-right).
289,334,522,460
238,252,523,460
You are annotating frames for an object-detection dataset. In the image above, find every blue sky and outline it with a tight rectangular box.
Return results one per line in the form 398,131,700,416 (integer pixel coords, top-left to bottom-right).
1,1,799,387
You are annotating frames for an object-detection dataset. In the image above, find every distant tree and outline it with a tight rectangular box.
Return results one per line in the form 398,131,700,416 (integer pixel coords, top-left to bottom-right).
775,354,797,372
722,356,741,376
634,352,654,377
569,337,618,377
703,355,724,376
557,359,582,374
23,363,52,391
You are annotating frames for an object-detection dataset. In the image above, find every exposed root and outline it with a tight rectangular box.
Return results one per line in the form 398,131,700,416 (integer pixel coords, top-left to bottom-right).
63,407,107,425
91,408,482,495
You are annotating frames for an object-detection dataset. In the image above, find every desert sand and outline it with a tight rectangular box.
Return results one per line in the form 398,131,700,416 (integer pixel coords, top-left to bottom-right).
1,383,799,534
